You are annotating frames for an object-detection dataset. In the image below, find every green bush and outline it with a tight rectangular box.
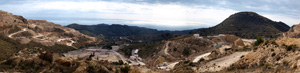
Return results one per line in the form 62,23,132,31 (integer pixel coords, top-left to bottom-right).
113,60,124,65
254,37,264,46
183,48,190,56
227,65,236,71
120,65,130,73
39,52,53,63
271,41,278,46
286,44,297,52
173,48,177,51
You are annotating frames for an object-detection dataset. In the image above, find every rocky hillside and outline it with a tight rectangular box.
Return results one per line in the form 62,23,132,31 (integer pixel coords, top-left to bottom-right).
0,46,141,73
0,10,98,48
284,23,300,38
225,39,300,72
194,12,290,39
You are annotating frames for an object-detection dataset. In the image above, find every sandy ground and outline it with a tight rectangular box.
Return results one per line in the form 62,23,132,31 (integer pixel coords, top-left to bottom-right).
192,52,211,63
197,52,249,72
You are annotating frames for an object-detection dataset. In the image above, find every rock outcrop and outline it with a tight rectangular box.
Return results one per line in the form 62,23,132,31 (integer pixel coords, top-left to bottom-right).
284,23,300,38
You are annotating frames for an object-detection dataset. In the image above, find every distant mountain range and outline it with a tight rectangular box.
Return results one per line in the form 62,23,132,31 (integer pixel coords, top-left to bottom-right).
66,23,193,37
193,12,290,39
67,12,290,39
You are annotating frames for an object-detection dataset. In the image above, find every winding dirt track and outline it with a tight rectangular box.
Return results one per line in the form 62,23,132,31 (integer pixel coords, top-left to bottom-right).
8,28,27,38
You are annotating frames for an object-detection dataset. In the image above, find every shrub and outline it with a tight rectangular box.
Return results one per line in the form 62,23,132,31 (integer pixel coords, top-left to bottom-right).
286,44,297,52
264,40,269,45
254,37,264,46
183,48,190,56
173,48,177,51
86,65,110,73
271,41,278,46
103,45,112,49
39,52,53,63
271,53,276,57
227,65,236,71
282,44,287,47
199,58,205,62
271,49,274,51
120,65,130,73
113,60,124,65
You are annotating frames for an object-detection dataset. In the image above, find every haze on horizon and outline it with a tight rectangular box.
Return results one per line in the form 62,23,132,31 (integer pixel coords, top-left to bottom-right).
0,0,299,30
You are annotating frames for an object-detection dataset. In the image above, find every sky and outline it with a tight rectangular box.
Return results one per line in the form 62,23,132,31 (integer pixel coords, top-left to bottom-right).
0,0,299,30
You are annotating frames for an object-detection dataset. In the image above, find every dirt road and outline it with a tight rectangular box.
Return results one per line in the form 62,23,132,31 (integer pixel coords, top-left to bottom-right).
164,41,170,56
197,52,249,72
192,52,211,63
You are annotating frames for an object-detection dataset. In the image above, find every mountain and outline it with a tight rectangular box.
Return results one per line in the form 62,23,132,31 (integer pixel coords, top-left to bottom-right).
66,23,193,37
194,12,290,39
284,23,300,38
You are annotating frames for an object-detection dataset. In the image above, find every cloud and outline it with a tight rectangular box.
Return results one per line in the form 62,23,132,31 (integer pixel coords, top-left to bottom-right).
0,0,299,30
263,14,300,25
0,0,239,30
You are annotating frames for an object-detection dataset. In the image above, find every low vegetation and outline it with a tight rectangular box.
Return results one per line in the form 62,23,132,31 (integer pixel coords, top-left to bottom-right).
285,44,298,51
254,36,264,46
